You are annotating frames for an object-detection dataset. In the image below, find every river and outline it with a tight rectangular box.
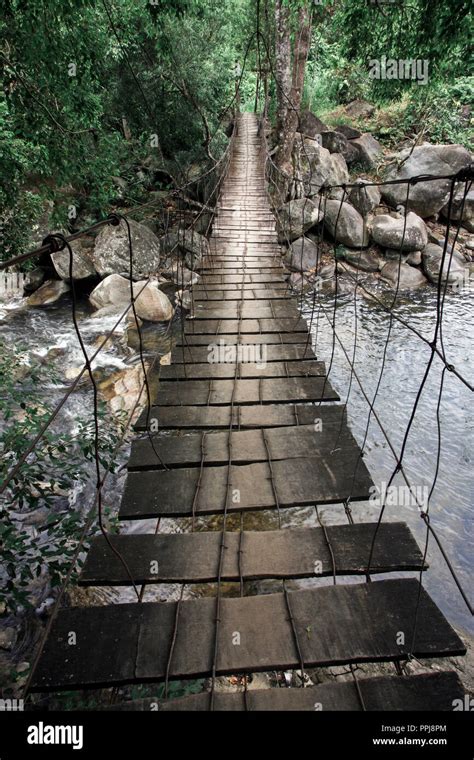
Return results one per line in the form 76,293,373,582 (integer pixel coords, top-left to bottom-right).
1,281,472,652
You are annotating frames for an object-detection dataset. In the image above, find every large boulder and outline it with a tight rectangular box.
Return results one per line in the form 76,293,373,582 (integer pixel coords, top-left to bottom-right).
320,130,359,165
441,184,474,232
90,274,173,322
294,138,349,196
351,134,383,168
91,219,161,279
381,143,472,218
323,200,369,248
51,237,96,281
335,124,362,140
341,248,381,272
133,282,174,322
284,237,320,272
380,261,428,290
299,110,329,139
27,279,70,307
329,153,350,186
320,130,348,155
89,274,131,310
349,179,382,217
277,198,324,242
371,212,428,252
422,244,466,287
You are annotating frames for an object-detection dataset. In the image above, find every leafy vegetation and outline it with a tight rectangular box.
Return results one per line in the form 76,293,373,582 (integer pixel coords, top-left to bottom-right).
0,341,125,612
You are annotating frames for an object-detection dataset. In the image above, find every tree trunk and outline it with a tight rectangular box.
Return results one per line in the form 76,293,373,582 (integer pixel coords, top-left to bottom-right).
274,0,292,146
276,2,312,175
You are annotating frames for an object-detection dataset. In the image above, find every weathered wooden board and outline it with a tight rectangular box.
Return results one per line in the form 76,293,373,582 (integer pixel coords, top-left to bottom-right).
190,289,290,301
170,343,316,364
191,305,300,320
30,580,466,691
181,318,308,334
80,523,426,585
196,282,288,292
104,672,465,711
198,268,285,276
134,403,347,431
197,274,287,284
127,424,360,470
193,300,298,313
200,258,280,268
176,332,308,346
119,454,372,519
160,360,325,381
153,377,339,406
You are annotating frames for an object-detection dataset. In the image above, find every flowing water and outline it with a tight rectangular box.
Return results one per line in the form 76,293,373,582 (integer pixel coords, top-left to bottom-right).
1,283,472,654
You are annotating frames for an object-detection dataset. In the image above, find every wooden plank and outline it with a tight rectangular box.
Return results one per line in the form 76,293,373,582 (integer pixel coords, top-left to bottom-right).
197,274,287,284
30,580,466,691
191,305,300,320
191,295,300,308
134,403,347,431
181,318,308,334
190,289,290,301
103,672,465,711
127,424,359,471
196,282,288,291
170,344,316,364
153,377,339,406
176,333,308,346
159,360,325,380
119,454,372,519
80,523,426,585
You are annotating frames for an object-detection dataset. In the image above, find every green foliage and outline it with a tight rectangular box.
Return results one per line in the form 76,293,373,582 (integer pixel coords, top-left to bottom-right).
0,0,250,262
0,340,125,612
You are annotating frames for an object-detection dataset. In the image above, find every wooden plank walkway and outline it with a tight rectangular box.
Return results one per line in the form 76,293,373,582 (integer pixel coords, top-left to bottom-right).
30,112,466,708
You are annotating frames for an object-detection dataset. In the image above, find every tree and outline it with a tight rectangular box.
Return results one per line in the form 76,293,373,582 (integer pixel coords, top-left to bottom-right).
275,0,312,174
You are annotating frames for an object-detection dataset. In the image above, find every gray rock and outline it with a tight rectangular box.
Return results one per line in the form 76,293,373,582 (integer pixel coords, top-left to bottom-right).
342,248,381,272
299,110,329,138
51,237,96,281
328,153,350,187
351,134,383,168
92,219,161,278
372,212,428,252
323,200,369,248
380,261,428,290
90,274,173,322
335,124,362,140
426,242,465,265
349,179,382,217
294,138,348,196
90,274,131,310
277,198,324,242
27,279,70,307
320,130,348,155
345,100,376,119
134,281,174,322
422,244,466,286
284,236,320,272
23,268,45,294
288,272,313,293
381,143,472,218
385,249,409,263
441,185,474,232
406,251,422,266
